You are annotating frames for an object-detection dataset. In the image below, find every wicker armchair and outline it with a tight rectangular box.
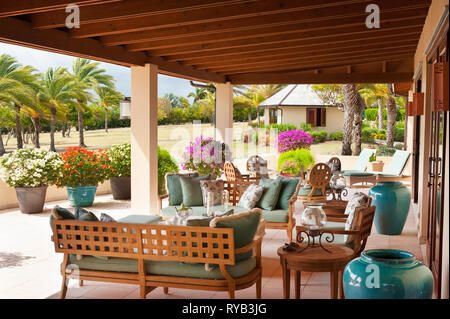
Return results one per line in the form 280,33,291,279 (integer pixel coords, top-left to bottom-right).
298,163,333,203
224,161,260,183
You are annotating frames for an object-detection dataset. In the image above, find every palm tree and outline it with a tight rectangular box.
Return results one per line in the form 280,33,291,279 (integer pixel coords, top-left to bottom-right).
359,84,389,130
385,84,397,147
39,67,78,152
0,55,40,150
95,86,123,132
188,87,207,103
341,84,359,155
71,58,114,147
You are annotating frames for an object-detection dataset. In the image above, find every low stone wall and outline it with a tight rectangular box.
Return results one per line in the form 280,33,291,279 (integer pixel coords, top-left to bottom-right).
0,180,112,211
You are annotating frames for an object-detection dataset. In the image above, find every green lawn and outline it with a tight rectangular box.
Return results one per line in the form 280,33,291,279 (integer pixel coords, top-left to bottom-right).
2,122,369,163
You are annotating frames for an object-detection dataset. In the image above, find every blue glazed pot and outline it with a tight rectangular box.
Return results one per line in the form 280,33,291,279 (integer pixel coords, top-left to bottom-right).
368,182,411,235
343,249,433,299
67,186,97,207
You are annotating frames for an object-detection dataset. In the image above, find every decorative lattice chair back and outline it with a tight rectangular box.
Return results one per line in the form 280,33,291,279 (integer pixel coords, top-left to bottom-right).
224,161,241,181
309,163,332,188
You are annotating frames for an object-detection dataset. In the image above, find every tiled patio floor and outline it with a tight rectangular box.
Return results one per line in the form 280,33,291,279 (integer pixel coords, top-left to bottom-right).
0,189,423,299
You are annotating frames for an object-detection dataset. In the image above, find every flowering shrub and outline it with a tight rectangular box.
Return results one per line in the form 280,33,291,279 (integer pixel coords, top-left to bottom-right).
0,148,63,188
107,143,131,177
276,130,313,153
277,149,315,172
280,160,300,175
181,136,232,177
56,147,111,187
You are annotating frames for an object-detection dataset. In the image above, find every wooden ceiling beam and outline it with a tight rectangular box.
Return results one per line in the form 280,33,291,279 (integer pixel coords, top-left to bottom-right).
129,17,425,52
0,17,225,83
210,50,416,73
66,0,429,38
222,55,413,77
31,0,251,29
191,42,419,70
148,26,422,56
0,0,120,17
179,37,419,66
228,71,415,85
100,7,428,46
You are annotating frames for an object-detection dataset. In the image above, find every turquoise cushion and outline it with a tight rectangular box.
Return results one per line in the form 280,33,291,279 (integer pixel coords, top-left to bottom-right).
380,150,410,175
167,173,198,206
261,209,289,223
117,215,162,224
212,211,261,262
75,208,99,221
276,176,300,210
179,174,211,206
49,206,75,228
69,254,256,280
298,187,323,197
343,172,375,177
257,178,283,210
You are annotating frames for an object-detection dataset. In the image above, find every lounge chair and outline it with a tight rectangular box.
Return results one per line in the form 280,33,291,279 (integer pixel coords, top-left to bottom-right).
374,150,411,184
344,150,411,188
342,149,377,188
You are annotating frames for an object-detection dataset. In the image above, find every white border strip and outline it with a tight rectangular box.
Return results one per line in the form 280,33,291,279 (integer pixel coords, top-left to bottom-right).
413,61,423,80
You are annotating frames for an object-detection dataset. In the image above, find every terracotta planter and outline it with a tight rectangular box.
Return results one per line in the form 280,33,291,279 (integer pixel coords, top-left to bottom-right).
280,172,296,178
367,161,384,172
15,186,48,214
110,176,131,200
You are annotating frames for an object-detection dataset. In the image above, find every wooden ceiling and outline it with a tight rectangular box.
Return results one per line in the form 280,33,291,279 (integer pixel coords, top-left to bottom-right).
0,0,431,84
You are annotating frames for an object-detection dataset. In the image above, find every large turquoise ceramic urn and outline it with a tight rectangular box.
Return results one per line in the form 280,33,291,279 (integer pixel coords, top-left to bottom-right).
368,182,411,235
343,249,433,299
67,186,97,207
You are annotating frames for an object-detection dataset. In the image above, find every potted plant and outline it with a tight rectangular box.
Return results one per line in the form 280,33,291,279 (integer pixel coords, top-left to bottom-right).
56,147,111,207
279,160,300,177
181,136,232,178
0,148,63,214
367,154,384,172
277,149,315,179
107,143,131,200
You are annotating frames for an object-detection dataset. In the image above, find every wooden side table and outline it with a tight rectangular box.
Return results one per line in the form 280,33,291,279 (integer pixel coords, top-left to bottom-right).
277,244,354,299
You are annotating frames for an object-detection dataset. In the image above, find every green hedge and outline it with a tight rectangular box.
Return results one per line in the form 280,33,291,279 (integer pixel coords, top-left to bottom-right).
158,147,178,195
329,132,343,141
376,145,396,157
310,130,327,143
364,108,405,121
362,128,377,143
394,128,405,142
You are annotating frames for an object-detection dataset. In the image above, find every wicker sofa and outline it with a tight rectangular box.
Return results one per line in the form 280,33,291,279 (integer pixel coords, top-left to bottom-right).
159,173,300,242
50,207,264,299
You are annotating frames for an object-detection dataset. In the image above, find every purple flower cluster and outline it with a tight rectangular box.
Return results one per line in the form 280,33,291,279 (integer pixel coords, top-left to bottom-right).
181,136,231,176
276,130,313,153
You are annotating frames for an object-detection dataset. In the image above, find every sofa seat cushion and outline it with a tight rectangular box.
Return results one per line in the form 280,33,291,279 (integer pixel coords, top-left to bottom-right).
117,215,162,224
68,255,256,280
161,205,249,218
261,209,289,223
343,171,375,177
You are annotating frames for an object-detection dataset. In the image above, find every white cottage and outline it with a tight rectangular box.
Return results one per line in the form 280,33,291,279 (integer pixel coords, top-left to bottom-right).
258,84,344,133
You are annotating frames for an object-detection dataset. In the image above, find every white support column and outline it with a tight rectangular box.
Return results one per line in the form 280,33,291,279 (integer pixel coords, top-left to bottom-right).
215,82,233,147
130,64,158,214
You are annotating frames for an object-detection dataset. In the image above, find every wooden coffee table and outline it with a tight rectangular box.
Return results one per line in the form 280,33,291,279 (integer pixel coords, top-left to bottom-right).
277,244,355,299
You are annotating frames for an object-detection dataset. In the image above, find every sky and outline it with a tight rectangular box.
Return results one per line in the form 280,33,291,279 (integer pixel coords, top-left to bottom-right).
0,42,198,100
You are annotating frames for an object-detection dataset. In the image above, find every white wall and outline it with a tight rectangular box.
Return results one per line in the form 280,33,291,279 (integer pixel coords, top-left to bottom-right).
279,106,345,134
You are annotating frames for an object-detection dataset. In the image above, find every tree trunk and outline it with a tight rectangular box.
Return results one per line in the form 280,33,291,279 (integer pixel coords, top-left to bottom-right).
386,84,397,147
377,99,384,130
78,109,87,148
15,104,23,149
341,84,358,155
50,108,57,152
105,109,108,133
0,126,5,156
67,123,72,137
31,116,41,148
61,121,66,137
353,94,366,155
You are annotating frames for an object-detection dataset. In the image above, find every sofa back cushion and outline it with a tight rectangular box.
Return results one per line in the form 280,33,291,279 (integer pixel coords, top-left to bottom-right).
166,173,199,206
276,176,300,210
179,174,211,206
257,178,283,211
200,180,224,206
238,184,264,209
210,209,262,262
